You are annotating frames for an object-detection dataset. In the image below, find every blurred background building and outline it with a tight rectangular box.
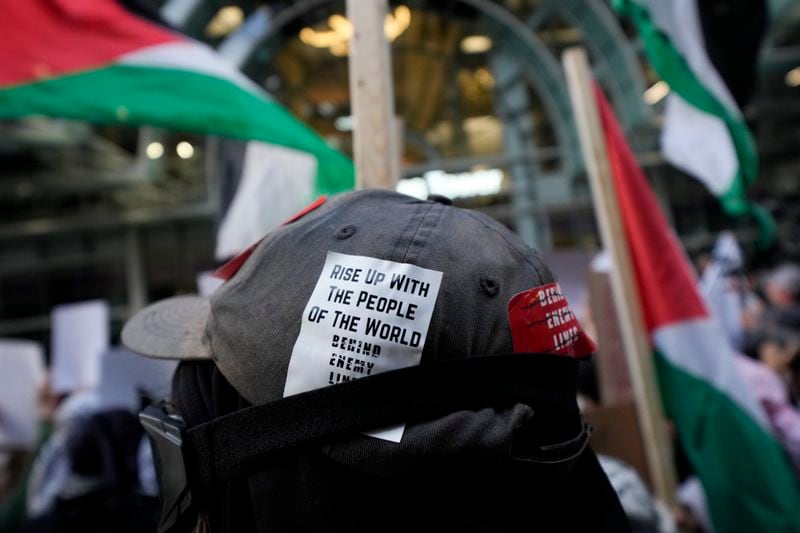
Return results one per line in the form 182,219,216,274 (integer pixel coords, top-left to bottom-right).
1,0,799,348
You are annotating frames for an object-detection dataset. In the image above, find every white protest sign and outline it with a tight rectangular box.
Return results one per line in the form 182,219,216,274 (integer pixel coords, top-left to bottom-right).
95,346,177,411
0,339,45,449
50,300,110,394
284,251,443,442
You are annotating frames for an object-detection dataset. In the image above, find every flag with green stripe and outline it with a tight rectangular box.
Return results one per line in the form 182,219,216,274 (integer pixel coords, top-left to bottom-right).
614,0,774,245
0,0,354,201
597,85,800,532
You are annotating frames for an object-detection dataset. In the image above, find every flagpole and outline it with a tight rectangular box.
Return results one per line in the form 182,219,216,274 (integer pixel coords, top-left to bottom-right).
347,0,398,190
562,47,677,505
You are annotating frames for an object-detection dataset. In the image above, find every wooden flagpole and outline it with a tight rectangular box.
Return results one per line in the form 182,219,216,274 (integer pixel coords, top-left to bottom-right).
347,0,398,190
562,47,677,505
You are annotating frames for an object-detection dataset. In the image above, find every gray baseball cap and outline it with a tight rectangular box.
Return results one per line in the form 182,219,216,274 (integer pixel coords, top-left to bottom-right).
122,189,560,405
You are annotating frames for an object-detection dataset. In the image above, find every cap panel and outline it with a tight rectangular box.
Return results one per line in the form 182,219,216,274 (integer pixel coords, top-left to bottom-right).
208,228,331,405
417,205,555,363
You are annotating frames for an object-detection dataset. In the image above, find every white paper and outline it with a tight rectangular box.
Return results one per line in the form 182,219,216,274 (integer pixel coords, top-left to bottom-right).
700,232,746,350
95,346,178,411
50,300,110,394
197,270,224,297
284,252,443,442
0,339,45,448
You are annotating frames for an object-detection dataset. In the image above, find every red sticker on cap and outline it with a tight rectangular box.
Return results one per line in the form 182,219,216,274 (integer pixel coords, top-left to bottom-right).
508,282,596,357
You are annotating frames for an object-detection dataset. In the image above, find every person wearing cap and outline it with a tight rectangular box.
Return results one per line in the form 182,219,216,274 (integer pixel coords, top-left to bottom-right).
123,190,629,532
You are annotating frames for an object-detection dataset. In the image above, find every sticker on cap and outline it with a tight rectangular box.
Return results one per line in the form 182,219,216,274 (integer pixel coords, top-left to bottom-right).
283,251,443,442
508,282,596,357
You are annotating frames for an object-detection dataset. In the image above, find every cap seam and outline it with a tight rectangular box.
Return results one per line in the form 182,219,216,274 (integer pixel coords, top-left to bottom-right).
401,202,442,264
391,202,431,264
461,211,545,282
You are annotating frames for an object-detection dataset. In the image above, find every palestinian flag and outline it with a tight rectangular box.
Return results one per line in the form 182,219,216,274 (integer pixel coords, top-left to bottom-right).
0,0,354,199
614,0,774,244
597,85,800,532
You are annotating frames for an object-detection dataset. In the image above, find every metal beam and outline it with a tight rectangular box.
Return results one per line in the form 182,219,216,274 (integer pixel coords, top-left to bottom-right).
0,203,215,241
125,227,148,314
537,0,649,130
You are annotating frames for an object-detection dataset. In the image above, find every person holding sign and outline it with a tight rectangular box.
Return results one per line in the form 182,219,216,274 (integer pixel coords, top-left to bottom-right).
123,190,628,533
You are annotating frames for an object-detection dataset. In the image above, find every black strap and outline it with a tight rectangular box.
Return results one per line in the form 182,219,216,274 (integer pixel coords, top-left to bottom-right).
184,353,579,487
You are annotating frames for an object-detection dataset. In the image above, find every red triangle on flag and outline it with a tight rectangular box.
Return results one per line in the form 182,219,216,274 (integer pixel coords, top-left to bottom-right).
594,83,707,333
1,0,180,86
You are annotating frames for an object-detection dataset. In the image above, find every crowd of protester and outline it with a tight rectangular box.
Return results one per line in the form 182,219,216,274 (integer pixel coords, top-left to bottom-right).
0,349,174,532
575,252,800,533
676,258,800,531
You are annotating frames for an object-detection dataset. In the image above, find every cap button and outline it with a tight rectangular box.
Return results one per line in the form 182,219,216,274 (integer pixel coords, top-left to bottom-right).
427,194,453,205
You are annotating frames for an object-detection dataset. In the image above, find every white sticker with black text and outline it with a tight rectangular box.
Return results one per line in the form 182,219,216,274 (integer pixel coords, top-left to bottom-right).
283,251,443,442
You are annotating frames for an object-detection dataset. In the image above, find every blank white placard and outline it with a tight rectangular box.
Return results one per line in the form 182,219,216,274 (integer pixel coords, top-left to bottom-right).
50,300,109,394
0,339,45,449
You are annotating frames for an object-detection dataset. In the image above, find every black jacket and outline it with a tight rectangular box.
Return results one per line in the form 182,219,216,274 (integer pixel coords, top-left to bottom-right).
172,359,631,533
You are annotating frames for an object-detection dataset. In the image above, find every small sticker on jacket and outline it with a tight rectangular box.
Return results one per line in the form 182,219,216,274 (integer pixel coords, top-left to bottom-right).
507,282,596,357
